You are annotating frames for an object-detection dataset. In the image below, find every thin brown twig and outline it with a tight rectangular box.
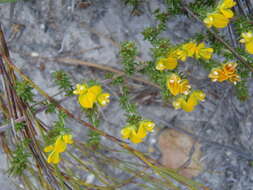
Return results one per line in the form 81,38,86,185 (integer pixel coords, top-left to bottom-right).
24,53,160,89
55,57,160,89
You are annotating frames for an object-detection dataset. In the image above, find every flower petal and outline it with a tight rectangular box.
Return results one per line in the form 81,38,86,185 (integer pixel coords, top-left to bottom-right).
245,41,253,54
130,130,143,144
47,151,61,164
44,145,54,152
55,136,67,153
212,13,229,28
78,92,96,108
88,85,102,97
97,93,110,106
63,134,73,144
121,127,132,139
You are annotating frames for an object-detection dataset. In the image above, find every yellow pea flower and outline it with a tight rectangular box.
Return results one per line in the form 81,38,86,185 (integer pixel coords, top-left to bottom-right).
78,92,97,109
121,125,133,139
44,141,64,164
97,93,110,106
203,12,229,28
182,42,197,57
155,57,178,71
240,32,253,54
74,83,110,109
194,42,214,60
138,120,155,138
121,125,143,144
176,49,188,62
78,85,102,109
175,42,198,61
54,136,67,153
156,50,179,71
167,74,191,96
44,134,73,164
217,0,236,18
139,120,155,132
172,90,206,112
156,58,168,71
208,62,240,84
222,62,241,84
121,121,155,144
208,67,225,82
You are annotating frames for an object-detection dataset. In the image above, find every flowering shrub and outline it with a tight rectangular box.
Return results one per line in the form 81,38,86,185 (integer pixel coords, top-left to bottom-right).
0,0,253,189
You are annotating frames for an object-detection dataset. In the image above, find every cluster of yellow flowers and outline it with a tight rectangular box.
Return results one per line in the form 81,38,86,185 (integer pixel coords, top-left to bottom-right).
167,74,191,96
44,134,73,164
154,41,211,112
121,120,155,144
203,0,236,28
240,32,253,54
208,62,241,84
73,83,110,109
166,73,206,112
156,42,213,71
203,1,253,56
172,90,206,112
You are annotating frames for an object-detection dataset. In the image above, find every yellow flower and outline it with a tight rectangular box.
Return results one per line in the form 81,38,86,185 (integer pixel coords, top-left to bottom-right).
75,84,102,109
155,50,179,71
240,32,253,54
138,120,155,138
44,134,73,164
74,84,110,109
176,49,188,62
208,67,225,82
203,12,229,28
175,42,198,61
54,136,67,153
44,144,62,164
208,62,240,84
167,74,191,96
172,90,206,112
217,0,236,18
121,120,155,144
121,125,143,144
139,121,155,132
182,42,197,57
97,93,110,106
78,90,97,108
194,42,214,60
156,57,178,71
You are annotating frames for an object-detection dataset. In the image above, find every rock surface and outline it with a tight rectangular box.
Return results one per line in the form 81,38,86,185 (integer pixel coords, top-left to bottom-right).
158,128,203,178
0,0,253,190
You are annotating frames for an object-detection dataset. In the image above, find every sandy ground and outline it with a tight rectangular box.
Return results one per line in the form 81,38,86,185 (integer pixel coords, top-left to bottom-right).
1,0,253,189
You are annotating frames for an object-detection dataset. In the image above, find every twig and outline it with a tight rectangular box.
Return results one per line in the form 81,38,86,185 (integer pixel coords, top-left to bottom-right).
55,57,160,89
25,54,160,89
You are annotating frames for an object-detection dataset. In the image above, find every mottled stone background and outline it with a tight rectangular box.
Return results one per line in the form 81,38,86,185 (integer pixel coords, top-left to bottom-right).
1,0,253,190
